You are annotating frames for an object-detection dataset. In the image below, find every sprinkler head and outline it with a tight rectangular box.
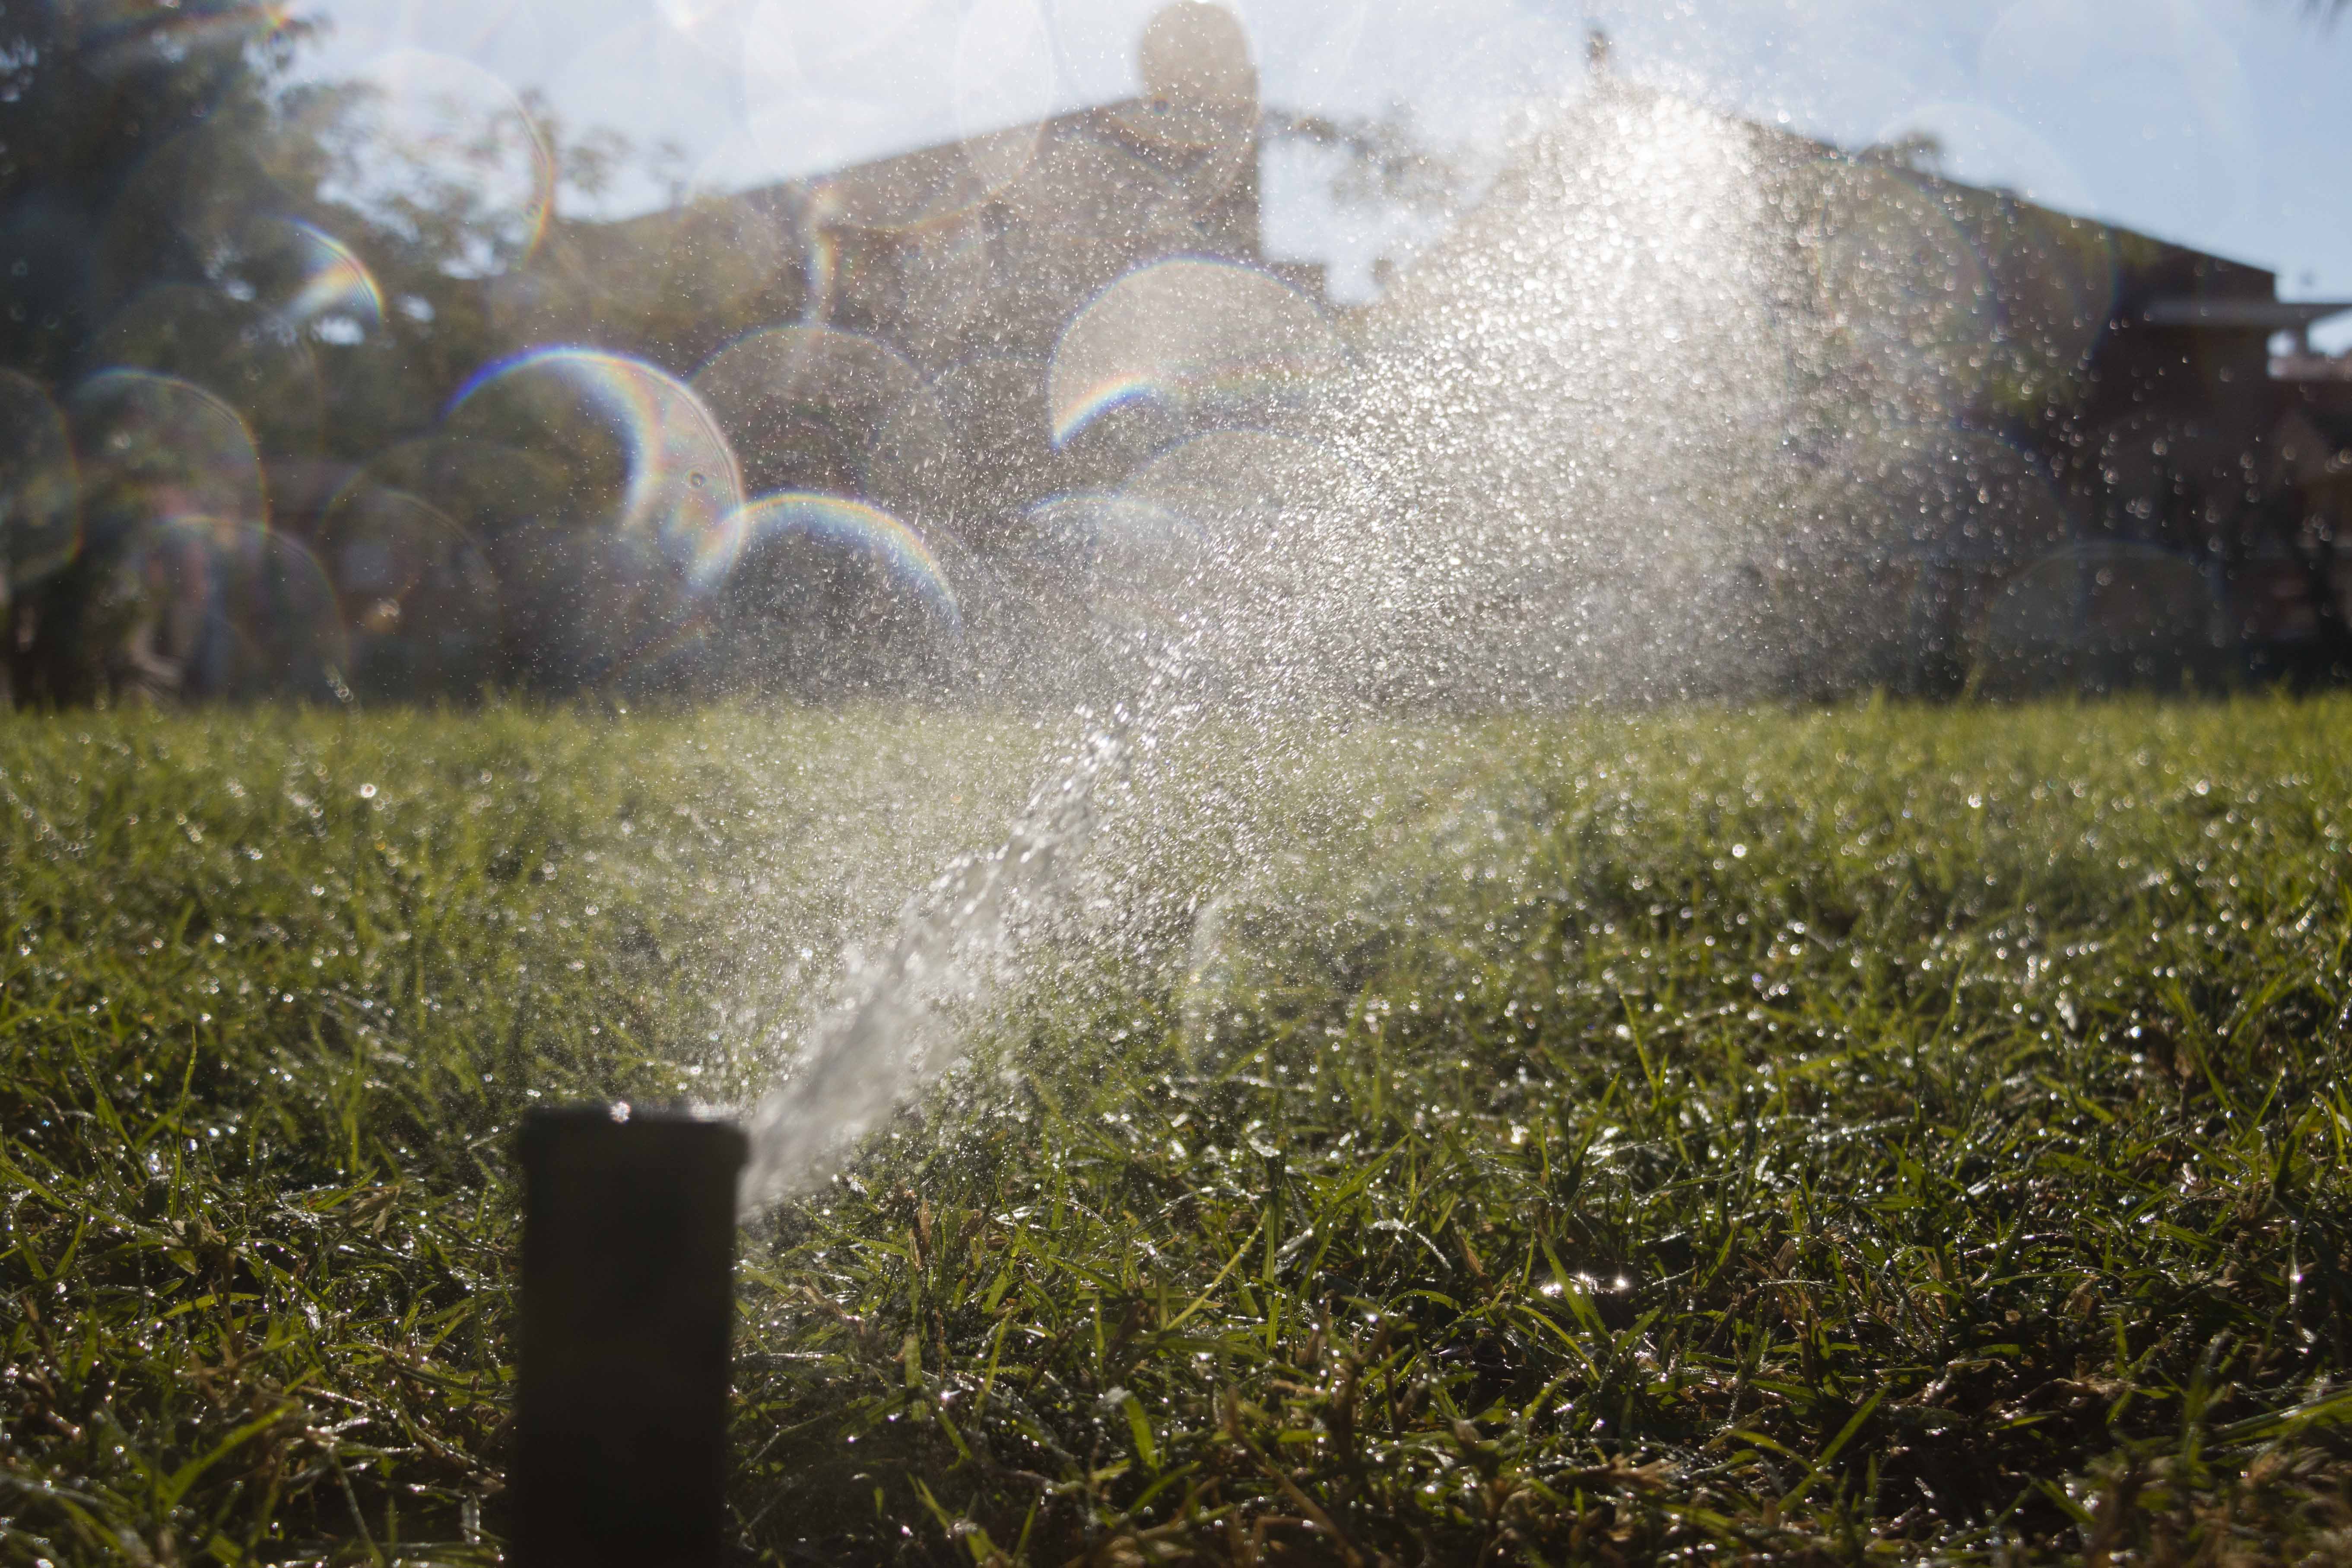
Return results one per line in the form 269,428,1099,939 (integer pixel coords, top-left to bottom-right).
514,1105,747,1568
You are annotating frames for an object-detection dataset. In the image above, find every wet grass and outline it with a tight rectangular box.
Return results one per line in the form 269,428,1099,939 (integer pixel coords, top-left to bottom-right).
5,696,2352,1565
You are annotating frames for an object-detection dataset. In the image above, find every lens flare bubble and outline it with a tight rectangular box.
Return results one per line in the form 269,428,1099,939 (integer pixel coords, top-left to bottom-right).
67,369,268,558
111,516,346,703
1810,161,1998,412
95,120,293,316
256,218,386,336
1121,428,1370,543
1981,543,2234,689
714,492,962,695
316,483,502,701
978,132,1220,356
492,521,708,695
0,371,83,590
86,283,326,454
448,348,746,590
349,436,574,546
1022,491,1208,615
692,327,946,517
1050,258,1352,447
330,48,555,276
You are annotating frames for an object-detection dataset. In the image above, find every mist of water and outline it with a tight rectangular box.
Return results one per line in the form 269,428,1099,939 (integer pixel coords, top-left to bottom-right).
729,87,1860,1205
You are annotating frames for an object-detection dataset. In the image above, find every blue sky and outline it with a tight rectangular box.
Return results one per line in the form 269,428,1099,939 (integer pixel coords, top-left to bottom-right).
291,0,2352,333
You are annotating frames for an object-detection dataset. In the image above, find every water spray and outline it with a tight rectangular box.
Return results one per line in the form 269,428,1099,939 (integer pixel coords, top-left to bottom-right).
514,1105,746,1568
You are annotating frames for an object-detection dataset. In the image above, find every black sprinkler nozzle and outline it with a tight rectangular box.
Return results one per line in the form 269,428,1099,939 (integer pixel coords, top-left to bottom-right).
514,1105,747,1568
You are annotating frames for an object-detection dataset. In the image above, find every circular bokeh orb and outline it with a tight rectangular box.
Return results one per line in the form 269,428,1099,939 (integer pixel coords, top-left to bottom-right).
713,492,962,697
1981,543,2233,690
349,435,576,548
108,516,347,704
85,282,326,455
692,326,946,516
326,48,555,277
0,370,83,590
243,217,386,338
1050,259,1353,449
76,0,298,80
316,482,502,701
448,348,746,589
1022,490,1207,616
490,518,708,696
67,368,268,558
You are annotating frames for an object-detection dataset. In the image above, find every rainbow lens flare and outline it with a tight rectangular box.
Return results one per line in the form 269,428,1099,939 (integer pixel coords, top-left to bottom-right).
449,348,746,589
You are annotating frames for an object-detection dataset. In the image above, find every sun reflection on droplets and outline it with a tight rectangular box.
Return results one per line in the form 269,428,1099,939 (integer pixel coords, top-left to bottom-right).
713,493,962,698
692,327,942,516
1352,88,1797,704
325,48,555,277
315,483,501,701
1113,429,1395,700
1050,259,1353,448
0,371,83,591
111,517,346,704
67,371,268,560
448,348,746,589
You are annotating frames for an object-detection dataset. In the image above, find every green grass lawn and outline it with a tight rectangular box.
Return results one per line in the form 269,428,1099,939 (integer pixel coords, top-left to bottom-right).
5,696,2351,1565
